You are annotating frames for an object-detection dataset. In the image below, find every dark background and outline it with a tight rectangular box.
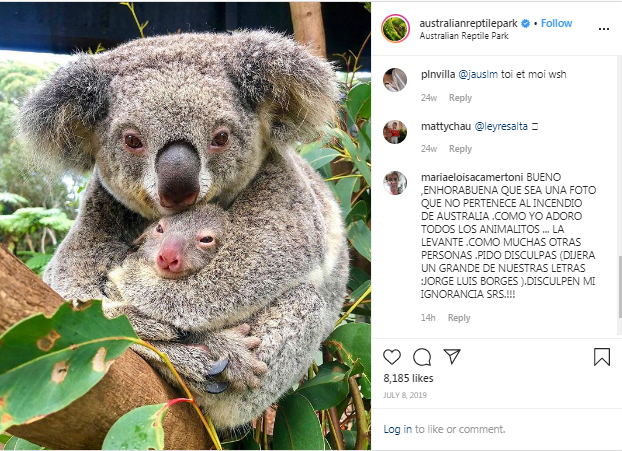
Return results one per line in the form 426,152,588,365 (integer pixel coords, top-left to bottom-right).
0,2,370,70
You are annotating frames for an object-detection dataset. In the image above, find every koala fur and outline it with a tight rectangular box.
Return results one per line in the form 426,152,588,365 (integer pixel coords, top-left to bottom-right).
19,31,349,429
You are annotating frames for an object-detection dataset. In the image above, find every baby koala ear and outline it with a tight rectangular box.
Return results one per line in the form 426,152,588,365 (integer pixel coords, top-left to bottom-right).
129,229,150,253
18,55,111,173
227,30,340,151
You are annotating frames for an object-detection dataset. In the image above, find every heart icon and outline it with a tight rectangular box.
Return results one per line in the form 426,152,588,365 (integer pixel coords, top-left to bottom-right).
383,349,401,365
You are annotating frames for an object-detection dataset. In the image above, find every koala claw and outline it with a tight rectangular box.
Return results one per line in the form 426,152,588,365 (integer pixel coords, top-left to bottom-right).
173,328,191,343
203,380,230,394
205,357,229,377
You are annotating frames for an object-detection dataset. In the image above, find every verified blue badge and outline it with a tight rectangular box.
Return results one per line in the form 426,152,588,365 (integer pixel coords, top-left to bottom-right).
521,19,530,28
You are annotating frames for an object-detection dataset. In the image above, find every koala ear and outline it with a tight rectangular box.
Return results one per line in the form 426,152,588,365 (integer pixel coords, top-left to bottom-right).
228,30,339,150
18,55,110,173
129,229,150,252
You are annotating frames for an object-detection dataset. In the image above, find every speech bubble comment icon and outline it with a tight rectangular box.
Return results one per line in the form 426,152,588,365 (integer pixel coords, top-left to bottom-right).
413,348,432,366
383,349,401,365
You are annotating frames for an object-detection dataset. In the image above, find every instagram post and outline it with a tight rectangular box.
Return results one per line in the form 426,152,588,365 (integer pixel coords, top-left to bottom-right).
0,3,370,450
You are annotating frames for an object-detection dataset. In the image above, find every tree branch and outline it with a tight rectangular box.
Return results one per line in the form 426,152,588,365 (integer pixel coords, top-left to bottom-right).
289,2,327,58
0,245,212,450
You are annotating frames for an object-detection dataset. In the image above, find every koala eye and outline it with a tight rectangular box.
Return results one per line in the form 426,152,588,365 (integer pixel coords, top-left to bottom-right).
155,223,164,234
198,234,216,249
123,132,145,154
209,128,230,151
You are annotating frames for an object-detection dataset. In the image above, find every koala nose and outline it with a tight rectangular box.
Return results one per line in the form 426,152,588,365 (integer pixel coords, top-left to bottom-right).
157,238,185,273
159,191,198,209
156,141,200,209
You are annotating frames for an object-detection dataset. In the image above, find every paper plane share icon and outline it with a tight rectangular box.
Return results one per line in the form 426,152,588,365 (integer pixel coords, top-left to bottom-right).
444,349,461,365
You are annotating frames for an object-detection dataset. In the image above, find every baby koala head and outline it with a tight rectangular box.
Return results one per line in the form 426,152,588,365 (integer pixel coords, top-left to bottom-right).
133,204,230,279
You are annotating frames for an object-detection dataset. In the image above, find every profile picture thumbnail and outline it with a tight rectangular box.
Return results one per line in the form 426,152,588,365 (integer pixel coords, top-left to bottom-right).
384,68,407,92
384,171,407,195
382,14,410,43
383,120,407,144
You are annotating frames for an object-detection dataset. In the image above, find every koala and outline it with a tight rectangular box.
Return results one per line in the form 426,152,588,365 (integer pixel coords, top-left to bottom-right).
18,31,349,430
120,204,230,280
107,204,269,393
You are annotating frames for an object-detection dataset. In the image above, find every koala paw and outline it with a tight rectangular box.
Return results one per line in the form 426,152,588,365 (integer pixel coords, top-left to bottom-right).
200,323,268,392
188,324,268,393
146,324,267,395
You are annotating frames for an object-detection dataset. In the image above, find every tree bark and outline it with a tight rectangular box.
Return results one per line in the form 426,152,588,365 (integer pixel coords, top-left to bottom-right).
289,2,326,58
0,245,212,450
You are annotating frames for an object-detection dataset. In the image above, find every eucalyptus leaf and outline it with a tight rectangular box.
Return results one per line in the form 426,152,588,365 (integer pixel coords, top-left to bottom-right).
4,436,45,450
238,432,261,450
296,362,350,410
350,280,371,303
358,121,371,162
302,147,341,170
273,394,323,450
345,83,371,127
0,301,137,432
102,403,167,450
348,267,370,291
334,177,357,219
325,125,370,187
345,200,368,225
298,133,332,156
326,323,371,399
342,430,357,450
347,220,371,262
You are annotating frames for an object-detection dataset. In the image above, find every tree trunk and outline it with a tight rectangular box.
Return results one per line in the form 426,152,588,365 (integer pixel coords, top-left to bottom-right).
0,245,212,450
289,2,326,58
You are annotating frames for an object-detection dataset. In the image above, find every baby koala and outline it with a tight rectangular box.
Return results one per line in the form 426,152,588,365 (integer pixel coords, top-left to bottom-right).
130,204,227,280
107,204,267,395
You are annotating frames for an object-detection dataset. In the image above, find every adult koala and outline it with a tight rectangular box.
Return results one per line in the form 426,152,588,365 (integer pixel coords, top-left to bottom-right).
19,31,349,429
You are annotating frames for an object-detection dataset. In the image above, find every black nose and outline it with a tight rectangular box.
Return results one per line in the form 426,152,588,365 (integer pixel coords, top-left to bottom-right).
155,141,200,209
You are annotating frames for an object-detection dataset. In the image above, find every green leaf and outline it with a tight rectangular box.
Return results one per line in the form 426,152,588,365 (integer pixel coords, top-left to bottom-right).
326,323,371,399
334,177,357,219
358,121,371,162
296,362,350,410
0,433,11,444
4,436,45,450
298,134,332,157
347,220,371,262
328,129,370,186
347,267,369,291
0,301,138,433
301,147,341,170
0,193,28,205
342,430,357,450
350,280,371,303
345,200,368,225
238,432,261,450
102,403,166,450
20,252,53,274
273,394,324,450
344,306,370,317
317,161,333,180
345,83,371,127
